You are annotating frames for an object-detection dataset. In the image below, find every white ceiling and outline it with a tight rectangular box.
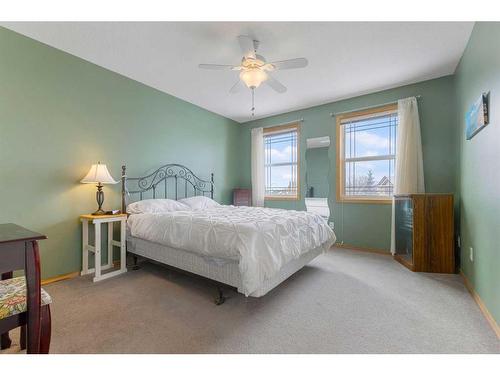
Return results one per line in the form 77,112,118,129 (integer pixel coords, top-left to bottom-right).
2,22,473,123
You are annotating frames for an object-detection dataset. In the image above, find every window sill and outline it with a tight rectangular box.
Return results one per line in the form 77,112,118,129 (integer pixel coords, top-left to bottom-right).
265,196,300,201
336,197,392,205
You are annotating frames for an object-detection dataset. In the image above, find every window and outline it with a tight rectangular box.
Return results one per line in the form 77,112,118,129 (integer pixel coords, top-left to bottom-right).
336,104,398,203
264,123,300,200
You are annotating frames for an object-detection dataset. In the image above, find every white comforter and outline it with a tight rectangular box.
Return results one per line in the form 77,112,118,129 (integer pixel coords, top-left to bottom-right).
127,205,336,296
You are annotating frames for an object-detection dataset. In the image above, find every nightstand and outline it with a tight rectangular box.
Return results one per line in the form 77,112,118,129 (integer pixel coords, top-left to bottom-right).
80,213,127,282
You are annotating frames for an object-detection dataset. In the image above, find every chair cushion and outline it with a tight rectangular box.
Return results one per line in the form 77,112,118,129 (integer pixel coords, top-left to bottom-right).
0,277,52,320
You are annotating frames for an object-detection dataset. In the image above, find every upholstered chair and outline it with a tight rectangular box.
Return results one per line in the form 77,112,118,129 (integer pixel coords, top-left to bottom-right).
0,276,52,353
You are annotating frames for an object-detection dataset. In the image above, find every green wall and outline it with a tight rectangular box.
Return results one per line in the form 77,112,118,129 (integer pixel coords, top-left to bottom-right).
306,147,330,198
240,76,458,250
455,22,500,324
0,27,241,279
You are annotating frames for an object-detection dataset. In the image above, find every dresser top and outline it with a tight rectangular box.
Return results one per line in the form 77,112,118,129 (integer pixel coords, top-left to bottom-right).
394,193,453,197
0,223,47,245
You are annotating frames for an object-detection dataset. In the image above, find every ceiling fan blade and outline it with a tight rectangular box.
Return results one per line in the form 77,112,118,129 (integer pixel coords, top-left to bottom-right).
229,80,244,94
266,58,308,70
237,35,257,59
199,64,240,70
265,74,287,93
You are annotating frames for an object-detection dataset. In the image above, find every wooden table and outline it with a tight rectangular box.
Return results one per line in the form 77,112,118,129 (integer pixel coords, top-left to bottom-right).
0,223,47,353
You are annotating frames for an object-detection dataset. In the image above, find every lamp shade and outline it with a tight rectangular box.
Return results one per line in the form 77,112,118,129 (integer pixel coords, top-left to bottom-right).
81,162,118,184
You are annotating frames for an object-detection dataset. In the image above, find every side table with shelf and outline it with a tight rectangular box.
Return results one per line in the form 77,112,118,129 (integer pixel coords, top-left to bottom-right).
80,214,127,282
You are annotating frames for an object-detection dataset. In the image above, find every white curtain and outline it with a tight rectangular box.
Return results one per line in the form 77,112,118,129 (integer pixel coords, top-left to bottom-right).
251,127,265,207
391,97,425,254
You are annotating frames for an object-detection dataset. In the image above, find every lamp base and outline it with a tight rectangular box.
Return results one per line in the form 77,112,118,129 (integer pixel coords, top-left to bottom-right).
91,208,107,216
92,183,106,216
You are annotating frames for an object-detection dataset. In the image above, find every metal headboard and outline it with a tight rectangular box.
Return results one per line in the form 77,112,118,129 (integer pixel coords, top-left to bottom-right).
121,164,214,213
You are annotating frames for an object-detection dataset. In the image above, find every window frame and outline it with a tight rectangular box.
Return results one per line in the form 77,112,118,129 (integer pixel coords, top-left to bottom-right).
263,122,301,201
335,103,397,204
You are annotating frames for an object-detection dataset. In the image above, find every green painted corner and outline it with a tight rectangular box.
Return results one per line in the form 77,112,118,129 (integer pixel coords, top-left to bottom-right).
0,27,243,279
239,76,458,251
454,22,500,325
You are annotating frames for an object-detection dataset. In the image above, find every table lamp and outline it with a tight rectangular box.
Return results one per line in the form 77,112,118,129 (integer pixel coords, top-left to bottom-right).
81,162,118,215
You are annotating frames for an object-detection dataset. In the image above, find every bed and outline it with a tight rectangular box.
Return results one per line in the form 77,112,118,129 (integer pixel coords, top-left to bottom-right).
121,164,336,303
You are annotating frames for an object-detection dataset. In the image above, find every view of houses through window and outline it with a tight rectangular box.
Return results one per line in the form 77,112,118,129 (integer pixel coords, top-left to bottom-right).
337,104,398,202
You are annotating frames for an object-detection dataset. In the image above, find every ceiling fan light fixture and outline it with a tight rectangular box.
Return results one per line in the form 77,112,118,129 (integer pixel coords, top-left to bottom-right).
199,35,307,115
239,68,268,89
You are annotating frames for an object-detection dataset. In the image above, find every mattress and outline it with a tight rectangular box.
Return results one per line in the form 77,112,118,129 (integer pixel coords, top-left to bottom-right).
127,235,325,297
127,205,336,296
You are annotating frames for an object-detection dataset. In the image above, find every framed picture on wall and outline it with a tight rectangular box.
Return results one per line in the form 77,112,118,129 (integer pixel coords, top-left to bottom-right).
466,92,489,140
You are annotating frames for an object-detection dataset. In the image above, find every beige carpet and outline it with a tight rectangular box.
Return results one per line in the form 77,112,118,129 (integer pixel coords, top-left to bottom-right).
2,248,499,353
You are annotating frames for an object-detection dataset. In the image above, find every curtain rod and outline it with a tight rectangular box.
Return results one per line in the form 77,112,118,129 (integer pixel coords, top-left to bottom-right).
329,95,422,117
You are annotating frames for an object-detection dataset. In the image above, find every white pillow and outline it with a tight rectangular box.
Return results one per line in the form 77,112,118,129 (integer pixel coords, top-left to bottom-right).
179,196,220,210
126,199,190,214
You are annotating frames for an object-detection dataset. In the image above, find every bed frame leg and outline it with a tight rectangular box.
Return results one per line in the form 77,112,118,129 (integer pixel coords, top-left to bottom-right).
214,285,226,305
132,255,140,270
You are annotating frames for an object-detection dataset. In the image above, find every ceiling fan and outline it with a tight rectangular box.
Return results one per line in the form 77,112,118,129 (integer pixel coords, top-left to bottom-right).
199,35,308,116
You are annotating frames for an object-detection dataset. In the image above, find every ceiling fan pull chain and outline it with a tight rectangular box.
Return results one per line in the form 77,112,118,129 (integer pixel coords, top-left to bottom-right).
251,88,255,116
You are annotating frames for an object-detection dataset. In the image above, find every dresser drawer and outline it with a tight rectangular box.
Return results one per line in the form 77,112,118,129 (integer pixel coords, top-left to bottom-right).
233,189,251,206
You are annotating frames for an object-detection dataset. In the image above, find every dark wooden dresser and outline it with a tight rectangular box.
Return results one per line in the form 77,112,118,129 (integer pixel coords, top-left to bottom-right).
394,194,455,273
233,188,251,206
